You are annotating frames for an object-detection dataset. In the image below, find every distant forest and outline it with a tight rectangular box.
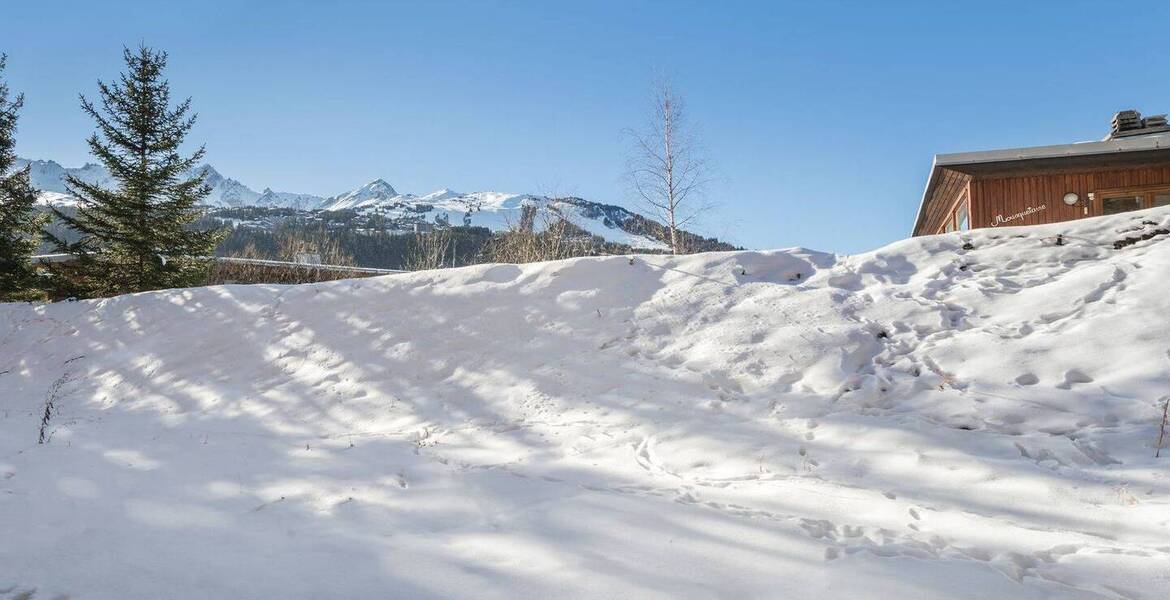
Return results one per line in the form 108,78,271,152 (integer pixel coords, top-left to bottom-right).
206,206,739,269
39,205,739,270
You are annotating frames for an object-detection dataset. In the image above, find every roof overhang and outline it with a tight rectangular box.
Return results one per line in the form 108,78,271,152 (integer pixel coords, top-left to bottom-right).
912,133,1170,235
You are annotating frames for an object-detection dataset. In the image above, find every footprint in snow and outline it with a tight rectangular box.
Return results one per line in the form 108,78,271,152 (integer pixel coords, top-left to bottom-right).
1014,373,1039,386
1056,369,1094,389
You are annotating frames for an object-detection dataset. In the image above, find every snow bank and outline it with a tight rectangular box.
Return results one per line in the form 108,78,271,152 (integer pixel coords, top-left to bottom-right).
2,208,1170,599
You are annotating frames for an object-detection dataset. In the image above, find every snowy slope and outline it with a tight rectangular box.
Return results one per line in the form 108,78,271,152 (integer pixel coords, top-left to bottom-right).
321,178,399,210
3,209,1170,599
196,165,262,207
32,191,76,207
254,187,329,211
15,158,116,196
15,159,327,210
189,166,330,210
323,183,671,250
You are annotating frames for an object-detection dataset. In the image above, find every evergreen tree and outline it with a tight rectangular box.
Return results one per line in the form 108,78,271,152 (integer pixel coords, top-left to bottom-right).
0,54,47,302
50,45,221,296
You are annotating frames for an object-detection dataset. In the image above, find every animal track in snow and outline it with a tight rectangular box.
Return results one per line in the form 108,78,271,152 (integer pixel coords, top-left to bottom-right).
634,435,678,478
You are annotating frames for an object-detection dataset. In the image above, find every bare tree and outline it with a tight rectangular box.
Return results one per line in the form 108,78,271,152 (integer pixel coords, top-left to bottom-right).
481,198,597,264
625,77,712,254
275,228,354,266
404,228,453,271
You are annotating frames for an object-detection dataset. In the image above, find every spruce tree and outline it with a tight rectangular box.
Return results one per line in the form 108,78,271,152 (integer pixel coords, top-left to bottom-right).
0,54,47,302
50,45,221,296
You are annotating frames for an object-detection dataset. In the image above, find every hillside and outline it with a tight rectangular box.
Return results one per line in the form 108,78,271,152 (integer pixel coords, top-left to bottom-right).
2,208,1170,598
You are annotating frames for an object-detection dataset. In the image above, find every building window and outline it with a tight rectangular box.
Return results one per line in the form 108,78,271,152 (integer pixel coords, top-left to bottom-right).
1096,186,1170,215
1101,195,1143,215
938,198,969,234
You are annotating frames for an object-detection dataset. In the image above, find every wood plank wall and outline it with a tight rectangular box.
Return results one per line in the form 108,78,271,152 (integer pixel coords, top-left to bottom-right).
917,169,971,234
971,164,1170,230
919,164,1170,234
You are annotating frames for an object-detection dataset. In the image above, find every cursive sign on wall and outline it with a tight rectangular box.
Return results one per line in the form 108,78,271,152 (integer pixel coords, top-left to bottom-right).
991,204,1046,227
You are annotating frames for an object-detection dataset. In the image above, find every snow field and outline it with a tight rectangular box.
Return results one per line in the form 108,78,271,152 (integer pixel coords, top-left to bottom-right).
2,208,1170,598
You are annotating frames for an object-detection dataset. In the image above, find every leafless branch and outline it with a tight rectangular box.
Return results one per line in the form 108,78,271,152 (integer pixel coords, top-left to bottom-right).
623,76,714,253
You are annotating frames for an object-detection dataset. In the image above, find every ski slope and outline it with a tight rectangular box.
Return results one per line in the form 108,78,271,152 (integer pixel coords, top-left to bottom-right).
2,208,1170,599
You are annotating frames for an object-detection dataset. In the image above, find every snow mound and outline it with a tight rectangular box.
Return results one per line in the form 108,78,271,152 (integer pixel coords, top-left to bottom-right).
3,208,1170,598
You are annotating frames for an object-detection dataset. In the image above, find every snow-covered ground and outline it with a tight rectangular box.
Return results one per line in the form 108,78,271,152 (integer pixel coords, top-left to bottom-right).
2,208,1170,599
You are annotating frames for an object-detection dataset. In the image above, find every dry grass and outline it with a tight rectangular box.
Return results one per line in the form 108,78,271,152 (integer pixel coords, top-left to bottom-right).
480,203,600,264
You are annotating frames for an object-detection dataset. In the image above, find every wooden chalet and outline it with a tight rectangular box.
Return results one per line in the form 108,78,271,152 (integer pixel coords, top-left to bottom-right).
913,110,1170,236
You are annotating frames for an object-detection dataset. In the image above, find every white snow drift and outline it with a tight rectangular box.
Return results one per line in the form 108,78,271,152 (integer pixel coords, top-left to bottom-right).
2,208,1170,599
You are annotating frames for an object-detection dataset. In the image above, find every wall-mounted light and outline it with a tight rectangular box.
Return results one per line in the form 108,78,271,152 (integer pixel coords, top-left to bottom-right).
1062,192,1080,206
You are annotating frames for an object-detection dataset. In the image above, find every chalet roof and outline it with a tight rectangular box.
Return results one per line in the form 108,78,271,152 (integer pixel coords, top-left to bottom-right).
935,132,1170,167
913,132,1170,235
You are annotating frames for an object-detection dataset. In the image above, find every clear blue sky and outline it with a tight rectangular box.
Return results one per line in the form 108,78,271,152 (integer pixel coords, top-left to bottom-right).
5,0,1169,253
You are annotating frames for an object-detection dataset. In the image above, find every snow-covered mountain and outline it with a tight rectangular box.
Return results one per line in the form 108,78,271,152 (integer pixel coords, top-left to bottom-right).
15,158,117,194
319,182,670,249
254,187,329,211
323,178,399,211
19,158,679,250
15,159,328,211
189,165,331,210
4,207,1170,598
196,165,262,207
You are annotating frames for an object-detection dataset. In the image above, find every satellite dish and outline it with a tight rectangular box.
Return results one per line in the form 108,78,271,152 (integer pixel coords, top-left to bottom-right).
1062,192,1080,206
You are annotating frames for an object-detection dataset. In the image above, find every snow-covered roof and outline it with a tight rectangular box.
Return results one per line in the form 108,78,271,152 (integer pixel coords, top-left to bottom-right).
913,132,1170,234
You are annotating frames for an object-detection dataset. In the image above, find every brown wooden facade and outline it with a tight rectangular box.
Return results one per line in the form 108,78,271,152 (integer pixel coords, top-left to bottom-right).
913,143,1170,236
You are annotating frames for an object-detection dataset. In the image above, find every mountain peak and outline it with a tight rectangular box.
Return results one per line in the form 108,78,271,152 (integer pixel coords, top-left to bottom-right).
197,164,225,185
324,178,400,211
363,178,397,194
420,188,461,202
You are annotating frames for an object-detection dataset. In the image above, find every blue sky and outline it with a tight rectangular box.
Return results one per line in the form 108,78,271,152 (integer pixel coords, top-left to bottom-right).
5,0,1169,253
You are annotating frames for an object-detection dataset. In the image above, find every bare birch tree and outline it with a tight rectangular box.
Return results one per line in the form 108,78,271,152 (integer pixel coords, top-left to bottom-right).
625,77,711,254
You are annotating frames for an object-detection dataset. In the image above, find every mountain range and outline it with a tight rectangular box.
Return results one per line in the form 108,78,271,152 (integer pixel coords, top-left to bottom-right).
16,158,690,250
